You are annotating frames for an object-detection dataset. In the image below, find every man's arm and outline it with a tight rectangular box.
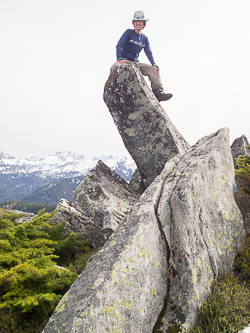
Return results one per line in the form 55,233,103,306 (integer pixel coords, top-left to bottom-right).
116,29,130,61
144,38,159,70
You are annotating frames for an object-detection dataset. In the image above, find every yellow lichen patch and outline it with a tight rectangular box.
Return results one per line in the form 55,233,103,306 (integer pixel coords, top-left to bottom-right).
123,267,129,274
149,286,157,298
120,277,128,287
72,316,82,328
128,111,141,120
80,306,89,317
93,277,104,289
191,267,199,284
156,262,160,268
124,127,137,137
111,262,120,283
225,211,230,221
213,190,219,198
55,292,71,314
123,297,132,310
110,240,116,247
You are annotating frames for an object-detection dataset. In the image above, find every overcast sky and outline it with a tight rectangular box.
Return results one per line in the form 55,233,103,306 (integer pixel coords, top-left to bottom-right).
1,0,249,158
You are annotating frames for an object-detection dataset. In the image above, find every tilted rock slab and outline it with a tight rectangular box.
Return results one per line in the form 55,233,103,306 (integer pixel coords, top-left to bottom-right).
52,198,106,249
156,128,245,331
73,160,139,236
43,156,181,333
103,62,190,188
43,128,244,333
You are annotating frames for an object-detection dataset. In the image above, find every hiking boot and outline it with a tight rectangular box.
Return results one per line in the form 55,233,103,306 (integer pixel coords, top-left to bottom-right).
155,92,173,102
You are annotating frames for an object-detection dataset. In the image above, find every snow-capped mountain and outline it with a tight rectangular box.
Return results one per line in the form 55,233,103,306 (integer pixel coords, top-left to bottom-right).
0,151,136,203
0,151,136,180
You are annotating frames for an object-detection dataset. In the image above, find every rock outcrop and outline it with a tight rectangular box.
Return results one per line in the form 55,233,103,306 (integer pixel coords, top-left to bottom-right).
44,128,244,333
73,160,139,237
231,134,250,167
156,128,244,331
52,198,106,249
231,135,250,234
103,62,190,188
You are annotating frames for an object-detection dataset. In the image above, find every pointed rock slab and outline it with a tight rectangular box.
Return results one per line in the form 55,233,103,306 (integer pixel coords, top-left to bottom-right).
231,135,250,233
52,198,106,249
231,134,250,167
156,128,245,331
42,156,182,333
103,62,190,188
73,160,139,236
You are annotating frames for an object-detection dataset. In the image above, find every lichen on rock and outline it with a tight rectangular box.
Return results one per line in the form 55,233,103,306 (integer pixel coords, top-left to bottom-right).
103,62,190,188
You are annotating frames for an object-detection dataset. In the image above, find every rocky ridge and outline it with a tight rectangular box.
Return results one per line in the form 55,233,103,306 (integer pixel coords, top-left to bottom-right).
73,160,139,237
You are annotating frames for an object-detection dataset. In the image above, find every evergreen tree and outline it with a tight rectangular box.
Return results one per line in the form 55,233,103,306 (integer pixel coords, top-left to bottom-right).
0,210,94,333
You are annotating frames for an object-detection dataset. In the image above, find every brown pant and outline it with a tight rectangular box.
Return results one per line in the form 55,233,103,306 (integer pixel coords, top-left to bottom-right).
110,60,164,94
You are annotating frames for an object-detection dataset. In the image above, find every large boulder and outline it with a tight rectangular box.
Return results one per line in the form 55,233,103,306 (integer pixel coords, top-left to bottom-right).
52,198,106,249
103,62,190,188
43,128,244,333
156,128,245,331
73,160,139,237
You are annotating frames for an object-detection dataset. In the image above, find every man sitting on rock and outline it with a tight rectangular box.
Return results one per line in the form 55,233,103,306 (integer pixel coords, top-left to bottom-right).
110,10,173,102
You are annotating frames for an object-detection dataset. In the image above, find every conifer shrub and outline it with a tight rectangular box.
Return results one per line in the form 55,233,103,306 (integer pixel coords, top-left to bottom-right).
236,235,250,287
235,146,250,195
189,273,250,333
0,210,95,333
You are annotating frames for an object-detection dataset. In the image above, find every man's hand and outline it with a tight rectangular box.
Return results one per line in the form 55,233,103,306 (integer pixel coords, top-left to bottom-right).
153,64,159,71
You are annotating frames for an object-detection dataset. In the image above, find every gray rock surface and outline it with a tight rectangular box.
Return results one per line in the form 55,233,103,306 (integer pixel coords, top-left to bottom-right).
231,135,250,234
53,198,106,249
43,156,177,333
103,62,190,188
231,134,250,167
43,128,244,333
73,160,139,236
156,128,245,331
128,168,146,195
234,191,250,234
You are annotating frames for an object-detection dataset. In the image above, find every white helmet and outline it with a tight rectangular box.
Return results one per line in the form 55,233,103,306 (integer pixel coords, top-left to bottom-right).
133,10,148,21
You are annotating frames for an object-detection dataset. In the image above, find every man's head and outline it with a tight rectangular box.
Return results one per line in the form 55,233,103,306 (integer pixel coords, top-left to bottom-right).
132,10,148,28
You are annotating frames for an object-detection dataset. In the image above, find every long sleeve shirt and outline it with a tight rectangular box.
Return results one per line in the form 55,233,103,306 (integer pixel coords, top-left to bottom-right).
116,29,155,65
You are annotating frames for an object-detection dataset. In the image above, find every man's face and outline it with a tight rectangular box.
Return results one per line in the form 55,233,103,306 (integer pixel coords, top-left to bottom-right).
134,20,144,30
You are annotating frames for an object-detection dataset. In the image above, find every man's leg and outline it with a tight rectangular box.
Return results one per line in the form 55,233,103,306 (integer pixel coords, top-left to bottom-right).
139,63,173,102
110,61,123,74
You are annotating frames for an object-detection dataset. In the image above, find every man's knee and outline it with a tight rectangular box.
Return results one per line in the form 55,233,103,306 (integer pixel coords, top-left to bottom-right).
110,61,122,74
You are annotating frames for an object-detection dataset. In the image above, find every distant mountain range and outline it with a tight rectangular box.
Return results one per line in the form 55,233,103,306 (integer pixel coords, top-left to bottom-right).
0,151,136,204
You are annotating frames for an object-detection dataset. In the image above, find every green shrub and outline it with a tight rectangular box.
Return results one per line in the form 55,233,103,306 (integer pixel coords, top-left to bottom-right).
0,210,95,333
235,146,250,195
236,236,250,287
189,273,250,333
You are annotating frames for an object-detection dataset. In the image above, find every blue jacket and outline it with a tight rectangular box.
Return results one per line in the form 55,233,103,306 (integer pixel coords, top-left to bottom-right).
116,29,155,65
